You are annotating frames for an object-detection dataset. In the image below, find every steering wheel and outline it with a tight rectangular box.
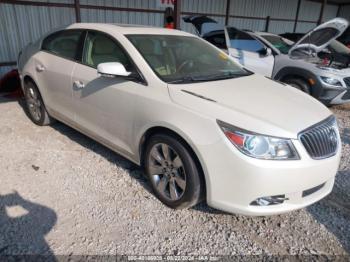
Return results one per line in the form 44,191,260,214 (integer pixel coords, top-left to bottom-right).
177,60,193,73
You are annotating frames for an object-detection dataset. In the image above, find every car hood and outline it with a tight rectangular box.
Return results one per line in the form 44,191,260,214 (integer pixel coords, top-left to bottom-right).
289,18,349,55
168,74,331,139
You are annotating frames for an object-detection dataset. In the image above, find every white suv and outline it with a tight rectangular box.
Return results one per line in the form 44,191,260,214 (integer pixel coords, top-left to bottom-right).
18,23,340,216
185,16,350,105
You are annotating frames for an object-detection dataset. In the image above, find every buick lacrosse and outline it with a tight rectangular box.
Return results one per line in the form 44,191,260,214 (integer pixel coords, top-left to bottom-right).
18,23,341,215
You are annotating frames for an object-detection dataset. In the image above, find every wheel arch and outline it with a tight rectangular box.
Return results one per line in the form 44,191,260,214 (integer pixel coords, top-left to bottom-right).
23,74,49,107
138,125,208,200
274,67,322,97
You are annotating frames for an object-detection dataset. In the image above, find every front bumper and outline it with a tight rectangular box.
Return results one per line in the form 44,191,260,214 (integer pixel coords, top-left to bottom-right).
319,87,350,105
317,76,350,105
199,135,341,216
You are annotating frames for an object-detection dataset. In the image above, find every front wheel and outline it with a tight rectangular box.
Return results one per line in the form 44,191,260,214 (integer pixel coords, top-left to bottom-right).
144,134,203,209
284,78,311,94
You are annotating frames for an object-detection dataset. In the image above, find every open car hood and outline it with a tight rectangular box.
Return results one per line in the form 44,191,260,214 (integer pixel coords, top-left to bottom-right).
289,18,349,55
183,15,223,36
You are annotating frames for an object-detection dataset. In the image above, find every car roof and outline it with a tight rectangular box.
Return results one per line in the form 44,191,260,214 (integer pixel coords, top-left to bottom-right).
253,31,278,37
67,23,195,37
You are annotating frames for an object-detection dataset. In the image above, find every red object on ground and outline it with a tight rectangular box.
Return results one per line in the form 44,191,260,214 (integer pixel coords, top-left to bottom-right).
0,69,23,98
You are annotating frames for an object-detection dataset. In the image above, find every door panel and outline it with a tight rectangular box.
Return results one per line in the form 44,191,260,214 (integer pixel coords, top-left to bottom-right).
229,48,274,77
72,65,139,156
34,30,84,120
225,27,274,77
33,52,76,120
72,31,142,156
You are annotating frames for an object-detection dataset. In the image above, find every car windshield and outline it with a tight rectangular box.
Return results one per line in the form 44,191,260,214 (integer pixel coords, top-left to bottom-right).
126,35,250,83
260,35,294,54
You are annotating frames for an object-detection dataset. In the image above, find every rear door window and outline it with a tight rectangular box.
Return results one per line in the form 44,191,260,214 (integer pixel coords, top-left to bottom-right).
42,30,83,60
204,33,227,49
227,28,265,52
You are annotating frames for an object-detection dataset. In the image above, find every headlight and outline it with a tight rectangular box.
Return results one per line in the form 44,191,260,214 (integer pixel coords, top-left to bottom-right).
217,120,300,160
320,76,343,87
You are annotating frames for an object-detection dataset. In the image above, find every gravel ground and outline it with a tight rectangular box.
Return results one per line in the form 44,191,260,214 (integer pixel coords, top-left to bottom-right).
0,96,349,258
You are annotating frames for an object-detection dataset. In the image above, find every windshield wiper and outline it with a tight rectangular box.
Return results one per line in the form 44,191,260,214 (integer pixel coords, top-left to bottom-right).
168,72,250,84
167,76,205,84
191,72,251,82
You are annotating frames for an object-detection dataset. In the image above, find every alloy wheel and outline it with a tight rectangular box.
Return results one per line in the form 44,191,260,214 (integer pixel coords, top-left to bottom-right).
148,143,187,201
26,86,42,121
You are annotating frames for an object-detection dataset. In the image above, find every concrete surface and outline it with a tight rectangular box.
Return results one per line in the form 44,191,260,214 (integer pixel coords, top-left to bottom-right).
0,96,349,258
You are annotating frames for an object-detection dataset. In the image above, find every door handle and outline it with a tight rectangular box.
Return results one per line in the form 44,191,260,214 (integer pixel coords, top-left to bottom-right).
36,64,45,72
73,80,85,89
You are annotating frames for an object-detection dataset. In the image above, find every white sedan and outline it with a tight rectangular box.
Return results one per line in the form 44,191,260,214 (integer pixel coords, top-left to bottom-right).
18,23,341,216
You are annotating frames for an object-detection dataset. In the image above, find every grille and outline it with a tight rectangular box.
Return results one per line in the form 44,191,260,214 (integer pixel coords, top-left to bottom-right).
344,77,350,88
299,116,338,159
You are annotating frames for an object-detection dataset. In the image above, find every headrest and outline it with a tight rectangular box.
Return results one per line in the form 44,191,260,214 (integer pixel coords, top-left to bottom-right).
93,36,115,54
138,39,157,55
53,39,77,51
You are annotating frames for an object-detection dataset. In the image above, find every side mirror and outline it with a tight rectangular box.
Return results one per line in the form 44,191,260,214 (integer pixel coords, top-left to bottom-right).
257,47,271,57
266,48,272,56
97,62,131,77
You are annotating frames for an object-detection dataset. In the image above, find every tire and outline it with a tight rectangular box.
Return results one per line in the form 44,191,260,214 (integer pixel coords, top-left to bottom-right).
24,80,54,126
284,78,311,94
144,133,203,209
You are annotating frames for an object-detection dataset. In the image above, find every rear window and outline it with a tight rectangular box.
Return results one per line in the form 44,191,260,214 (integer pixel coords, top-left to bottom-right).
226,28,265,53
42,30,83,60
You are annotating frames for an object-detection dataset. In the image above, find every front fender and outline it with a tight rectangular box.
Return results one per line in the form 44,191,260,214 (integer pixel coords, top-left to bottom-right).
274,67,323,97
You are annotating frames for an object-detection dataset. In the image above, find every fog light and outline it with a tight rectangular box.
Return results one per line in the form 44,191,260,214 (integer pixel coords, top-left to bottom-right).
250,195,288,206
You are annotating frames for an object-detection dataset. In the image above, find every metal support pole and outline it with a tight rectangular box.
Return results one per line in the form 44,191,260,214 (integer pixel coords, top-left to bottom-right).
225,0,231,26
336,4,342,17
74,0,81,23
265,16,270,32
293,0,301,32
318,0,327,25
174,0,181,29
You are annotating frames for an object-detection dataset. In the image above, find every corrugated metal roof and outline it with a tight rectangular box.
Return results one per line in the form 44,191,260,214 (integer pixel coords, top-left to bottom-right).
0,0,346,77
182,0,226,14
0,3,75,63
298,0,321,21
339,5,350,20
230,0,298,20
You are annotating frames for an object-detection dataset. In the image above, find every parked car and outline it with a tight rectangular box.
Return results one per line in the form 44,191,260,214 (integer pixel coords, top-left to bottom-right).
281,31,350,50
184,16,350,105
280,32,350,66
18,23,341,216
337,27,350,48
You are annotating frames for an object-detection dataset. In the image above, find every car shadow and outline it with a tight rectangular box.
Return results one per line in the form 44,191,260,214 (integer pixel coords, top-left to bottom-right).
49,120,154,196
0,191,57,260
0,95,18,104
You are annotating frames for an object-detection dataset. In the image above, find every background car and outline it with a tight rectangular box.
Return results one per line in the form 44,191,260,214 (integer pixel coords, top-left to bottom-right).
280,32,350,67
18,23,341,216
184,16,350,106
281,28,350,49
337,27,350,48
